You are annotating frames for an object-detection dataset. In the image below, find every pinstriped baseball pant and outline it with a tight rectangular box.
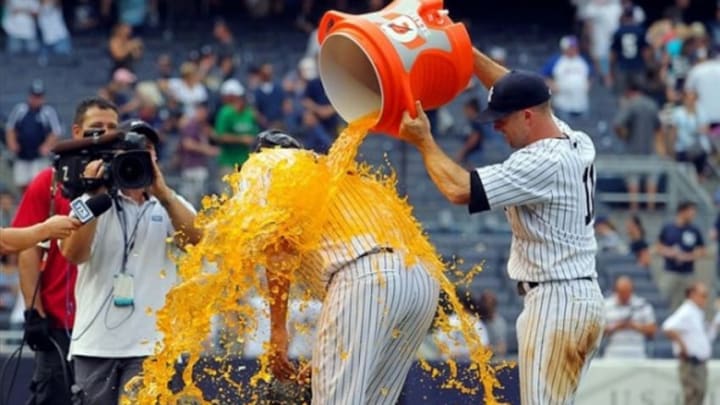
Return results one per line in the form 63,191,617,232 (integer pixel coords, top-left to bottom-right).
312,252,439,405
517,279,605,405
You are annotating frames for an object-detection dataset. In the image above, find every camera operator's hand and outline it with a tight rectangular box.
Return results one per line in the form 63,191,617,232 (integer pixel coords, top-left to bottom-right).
148,157,173,202
23,309,54,351
82,159,108,195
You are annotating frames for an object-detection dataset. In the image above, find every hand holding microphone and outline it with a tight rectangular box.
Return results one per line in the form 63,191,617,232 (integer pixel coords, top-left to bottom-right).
39,215,82,240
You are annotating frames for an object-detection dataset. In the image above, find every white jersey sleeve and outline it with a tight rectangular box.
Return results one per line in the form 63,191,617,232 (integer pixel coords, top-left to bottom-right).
469,147,560,213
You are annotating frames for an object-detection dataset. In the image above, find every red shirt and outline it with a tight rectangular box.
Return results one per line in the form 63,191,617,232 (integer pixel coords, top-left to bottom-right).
12,168,77,329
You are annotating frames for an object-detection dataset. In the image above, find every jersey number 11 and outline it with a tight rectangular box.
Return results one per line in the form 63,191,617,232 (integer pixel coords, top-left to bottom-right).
582,165,596,225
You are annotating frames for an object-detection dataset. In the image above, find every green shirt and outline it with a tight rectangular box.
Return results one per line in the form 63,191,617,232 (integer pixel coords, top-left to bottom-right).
214,105,259,168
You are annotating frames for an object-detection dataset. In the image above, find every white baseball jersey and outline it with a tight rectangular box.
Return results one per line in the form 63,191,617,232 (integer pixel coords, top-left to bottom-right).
237,149,440,404
469,118,605,404
469,118,598,282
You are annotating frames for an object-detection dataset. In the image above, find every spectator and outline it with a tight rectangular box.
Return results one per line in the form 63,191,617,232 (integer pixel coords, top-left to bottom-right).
711,3,720,46
303,75,339,138
685,45,720,138
613,80,662,211
38,0,72,57
610,8,650,94
620,0,645,26
178,103,219,207
667,91,712,179
604,276,656,358
455,98,487,167
98,68,138,121
116,0,147,30
2,0,40,55
580,0,623,86
663,0,692,25
656,201,706,310
254,63,287,130
595,216,629,254
212,18,237,68
541,35,592,123
476,290,508,358
5,80,62,194
662,282,720,405
626,215,651,267
60,121,201,405
108,23,143,75
11,97,119,405
213,79,259,179
168,62,209,120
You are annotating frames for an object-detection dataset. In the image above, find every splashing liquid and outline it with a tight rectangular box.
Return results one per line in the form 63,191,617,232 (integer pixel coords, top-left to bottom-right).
126,114,506,404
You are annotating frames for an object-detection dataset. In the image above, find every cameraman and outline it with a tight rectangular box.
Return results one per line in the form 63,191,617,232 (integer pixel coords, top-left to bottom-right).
60,120,201,405
11,96,119,405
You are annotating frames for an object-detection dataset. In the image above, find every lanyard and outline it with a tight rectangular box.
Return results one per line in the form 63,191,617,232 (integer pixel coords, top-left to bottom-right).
114,195,155,274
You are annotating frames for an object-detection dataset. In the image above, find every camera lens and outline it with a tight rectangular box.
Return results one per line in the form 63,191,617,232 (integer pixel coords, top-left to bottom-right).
112,151,154,189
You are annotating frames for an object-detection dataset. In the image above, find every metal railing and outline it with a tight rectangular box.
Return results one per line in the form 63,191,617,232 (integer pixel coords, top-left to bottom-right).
595,155,715,228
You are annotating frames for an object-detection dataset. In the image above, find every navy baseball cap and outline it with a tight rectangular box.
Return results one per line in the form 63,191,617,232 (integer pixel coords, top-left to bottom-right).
29,79,45,96
119,119,160,146
477,70,552,123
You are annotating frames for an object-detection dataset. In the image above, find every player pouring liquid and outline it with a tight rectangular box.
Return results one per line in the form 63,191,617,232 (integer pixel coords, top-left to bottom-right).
398,47,606,404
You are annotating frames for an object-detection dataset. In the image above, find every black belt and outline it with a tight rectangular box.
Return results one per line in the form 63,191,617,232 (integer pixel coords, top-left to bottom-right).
516,276,594,296
357,247,394,260
683,356,706,366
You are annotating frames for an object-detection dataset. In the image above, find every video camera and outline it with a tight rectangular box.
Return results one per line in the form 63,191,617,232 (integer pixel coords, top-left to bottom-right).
51,129,155,199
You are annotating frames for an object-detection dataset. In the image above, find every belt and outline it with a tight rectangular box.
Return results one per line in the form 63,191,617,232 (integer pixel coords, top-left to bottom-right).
516,276,594,296
356,246,394,260
684,356,706,365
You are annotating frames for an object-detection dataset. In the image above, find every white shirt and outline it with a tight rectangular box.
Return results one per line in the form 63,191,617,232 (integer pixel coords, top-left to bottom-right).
70,192,195,358
432,313,489,361
581,0,622,59
662,300,720,361
685,59,720,124
38,2,69,45
550,55,591,113
168,78,209,119
604,294,655,358
2,0,39,40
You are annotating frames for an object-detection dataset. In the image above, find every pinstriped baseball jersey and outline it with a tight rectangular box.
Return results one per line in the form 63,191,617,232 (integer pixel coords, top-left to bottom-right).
237,148,438,296
469,118,598,282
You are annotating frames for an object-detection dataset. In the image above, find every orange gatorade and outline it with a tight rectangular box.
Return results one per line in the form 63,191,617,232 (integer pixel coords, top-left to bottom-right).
318,0,474,136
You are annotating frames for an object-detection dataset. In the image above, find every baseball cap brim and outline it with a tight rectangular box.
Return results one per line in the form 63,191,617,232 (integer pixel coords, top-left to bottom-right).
476,107,514,124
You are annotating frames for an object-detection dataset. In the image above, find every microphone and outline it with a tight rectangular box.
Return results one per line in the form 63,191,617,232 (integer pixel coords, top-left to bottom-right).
69,193,113,224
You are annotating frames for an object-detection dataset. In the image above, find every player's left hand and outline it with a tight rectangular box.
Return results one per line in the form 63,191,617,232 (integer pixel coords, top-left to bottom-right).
399,100,433,147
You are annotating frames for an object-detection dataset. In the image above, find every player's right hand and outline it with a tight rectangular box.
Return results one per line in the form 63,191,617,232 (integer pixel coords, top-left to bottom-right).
42,215,82,239
399,100,432,147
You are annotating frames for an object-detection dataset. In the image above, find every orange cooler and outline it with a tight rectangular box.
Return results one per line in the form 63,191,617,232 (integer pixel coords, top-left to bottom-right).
317,0,473,136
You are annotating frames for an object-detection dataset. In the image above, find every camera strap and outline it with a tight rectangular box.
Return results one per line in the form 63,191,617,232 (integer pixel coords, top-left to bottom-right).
114,194,155,275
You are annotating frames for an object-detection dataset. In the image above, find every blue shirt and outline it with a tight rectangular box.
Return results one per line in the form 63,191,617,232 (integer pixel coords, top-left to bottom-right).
611,25,648,72
658,223,704,273
304,78,339,136
254,82,286,125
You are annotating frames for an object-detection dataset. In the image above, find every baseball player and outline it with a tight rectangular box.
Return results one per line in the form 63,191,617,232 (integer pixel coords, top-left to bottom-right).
398,48,605,404
246,130,440,405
